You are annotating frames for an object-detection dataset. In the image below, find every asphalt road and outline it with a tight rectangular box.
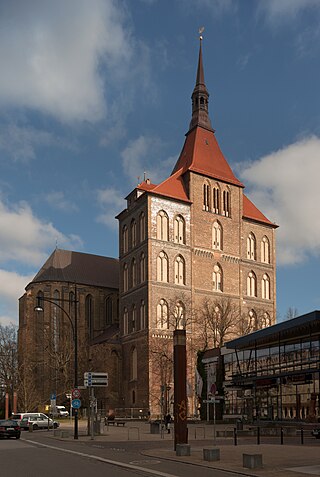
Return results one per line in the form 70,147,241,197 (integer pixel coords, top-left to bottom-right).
0,432,240,477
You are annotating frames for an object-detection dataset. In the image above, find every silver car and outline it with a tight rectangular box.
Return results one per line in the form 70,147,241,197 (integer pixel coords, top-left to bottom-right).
20,414,59,430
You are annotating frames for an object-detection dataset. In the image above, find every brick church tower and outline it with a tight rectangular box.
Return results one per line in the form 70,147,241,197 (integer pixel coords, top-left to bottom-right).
116,38,277,417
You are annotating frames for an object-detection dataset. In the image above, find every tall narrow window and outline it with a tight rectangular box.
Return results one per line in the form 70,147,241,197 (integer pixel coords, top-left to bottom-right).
131,347,137,380
123,307,128,335
157,251,168,282
139,211,146,242
131,219,137,248
123,263,128,292
174,255,185,285
203,182,210,211
122,225,128,254
140,300,146,329
175,301,185,329
174,215,185,244
85,294,93,338
131,305,137,332
261,312,271,328
157,299,168,329
247,233,256,260
213,185,220,214
261,236,270,263
248,309,256,331
212,221,222,250
223,189,231,217
213,264,223,291
140,252,146,283
262,273,270,300
156,210,169,241
131,258,137,288
105,296,113,325
247,271,257,297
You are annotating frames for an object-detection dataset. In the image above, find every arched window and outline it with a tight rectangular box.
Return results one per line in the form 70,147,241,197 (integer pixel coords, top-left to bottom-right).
140,252,146,283
213,185,220,214
157,251,168,282
123,307,128,335
248,309,256,331
123,263,128,292
105,296,113,325
213,264,223,291
261,312,271,328
131,305,137,332
130,219,137,248
175,301,185,330
247,233,256,260
131,258,137,288
247,271,257,297
85,294,94,338
212,221,222,250
261,236,270,264
174,255,185,285
131,347,137,380
156,210,169,241
139,211,146,242
140,300,146,329
223,189,231,217
157,299,168,329
262,273,270,300
203,182,210,211
122,225,128,254
174,215,185,244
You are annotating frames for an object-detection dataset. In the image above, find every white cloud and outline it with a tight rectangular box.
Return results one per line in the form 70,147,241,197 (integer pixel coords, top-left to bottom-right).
0,124,71,161
258,0,320,23
239,136,320,265
96,187,125,229
0,199,82,266
120,135,176,185
0,0,133,122
0,269,34,326
44,191,78,213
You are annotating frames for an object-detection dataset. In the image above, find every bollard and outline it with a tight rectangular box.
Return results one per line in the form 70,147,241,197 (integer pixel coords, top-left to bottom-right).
233,427,237,446
28,423,33,433
280,427,284,445
257,426,260,445
300,428,304,445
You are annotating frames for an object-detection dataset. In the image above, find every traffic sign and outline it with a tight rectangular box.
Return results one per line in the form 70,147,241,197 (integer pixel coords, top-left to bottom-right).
84,372,108,387
72,388,81,399
50,392,56,400
72,398,81,409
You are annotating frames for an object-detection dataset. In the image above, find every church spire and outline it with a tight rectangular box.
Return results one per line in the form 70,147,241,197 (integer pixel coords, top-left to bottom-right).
189,32,213,132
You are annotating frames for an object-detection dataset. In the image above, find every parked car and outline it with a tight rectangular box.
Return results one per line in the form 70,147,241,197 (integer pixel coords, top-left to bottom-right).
311,428,320,439
20,413,60,430
50,405,69,418
11,413,30,425
0,419,21,439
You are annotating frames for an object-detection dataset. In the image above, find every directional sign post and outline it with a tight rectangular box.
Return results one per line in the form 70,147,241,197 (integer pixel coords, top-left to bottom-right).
84,372,108,387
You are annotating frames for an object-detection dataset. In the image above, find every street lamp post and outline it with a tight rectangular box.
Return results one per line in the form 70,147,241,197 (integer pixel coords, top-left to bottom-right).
35,285,79,439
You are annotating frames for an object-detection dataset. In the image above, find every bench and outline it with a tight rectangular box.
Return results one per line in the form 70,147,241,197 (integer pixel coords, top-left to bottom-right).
105,420,126,427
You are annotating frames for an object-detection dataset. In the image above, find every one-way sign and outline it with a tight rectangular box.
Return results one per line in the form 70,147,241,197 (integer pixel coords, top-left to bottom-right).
84,372,108,387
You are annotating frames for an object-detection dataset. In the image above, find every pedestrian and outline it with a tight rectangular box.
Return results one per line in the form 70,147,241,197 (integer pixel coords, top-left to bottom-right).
165,413,171,433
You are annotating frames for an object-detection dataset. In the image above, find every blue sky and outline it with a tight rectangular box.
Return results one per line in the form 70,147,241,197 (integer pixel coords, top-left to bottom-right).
1,0,320,326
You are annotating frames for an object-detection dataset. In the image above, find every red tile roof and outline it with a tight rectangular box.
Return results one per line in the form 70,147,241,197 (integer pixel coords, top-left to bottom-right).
243,194,277,227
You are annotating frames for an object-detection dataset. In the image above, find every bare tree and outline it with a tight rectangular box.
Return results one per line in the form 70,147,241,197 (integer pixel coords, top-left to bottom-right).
0,324,18,414
285,307,299,321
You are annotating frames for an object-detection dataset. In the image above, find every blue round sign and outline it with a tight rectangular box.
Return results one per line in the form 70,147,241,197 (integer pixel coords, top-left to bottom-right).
72,398,81,409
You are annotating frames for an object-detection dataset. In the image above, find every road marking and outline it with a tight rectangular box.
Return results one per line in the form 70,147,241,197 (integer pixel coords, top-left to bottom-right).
25,439,180,477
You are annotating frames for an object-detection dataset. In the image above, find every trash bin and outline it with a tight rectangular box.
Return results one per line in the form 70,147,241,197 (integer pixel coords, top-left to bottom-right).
236,419,243,431
150,421,160,434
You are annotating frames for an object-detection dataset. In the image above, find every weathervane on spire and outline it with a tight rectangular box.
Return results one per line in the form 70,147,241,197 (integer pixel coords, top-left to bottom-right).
199,26,204,41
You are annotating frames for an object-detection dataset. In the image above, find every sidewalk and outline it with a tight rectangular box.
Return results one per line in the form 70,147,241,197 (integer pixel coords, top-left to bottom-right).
48,420,320,477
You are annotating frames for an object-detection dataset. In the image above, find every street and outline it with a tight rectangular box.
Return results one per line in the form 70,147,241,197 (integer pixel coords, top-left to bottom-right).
0,433,241,477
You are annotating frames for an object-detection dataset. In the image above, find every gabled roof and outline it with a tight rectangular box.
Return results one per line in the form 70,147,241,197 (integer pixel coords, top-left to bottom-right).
172,127,244,187
29,249,119,290
138,168,191,203
243,194,277,228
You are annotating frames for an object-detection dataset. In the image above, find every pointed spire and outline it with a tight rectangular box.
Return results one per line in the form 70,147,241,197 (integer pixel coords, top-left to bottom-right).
189,32,214,132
